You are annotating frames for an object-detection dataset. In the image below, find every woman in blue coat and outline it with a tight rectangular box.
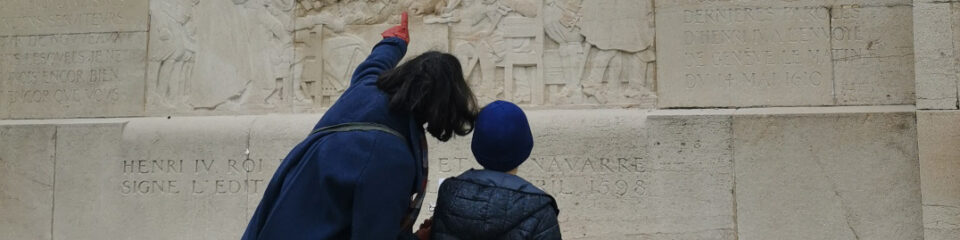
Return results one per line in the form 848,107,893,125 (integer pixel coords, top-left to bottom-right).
243,13,477,240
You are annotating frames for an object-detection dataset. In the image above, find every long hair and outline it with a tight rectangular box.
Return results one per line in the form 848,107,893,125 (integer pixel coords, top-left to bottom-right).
377,51,478,141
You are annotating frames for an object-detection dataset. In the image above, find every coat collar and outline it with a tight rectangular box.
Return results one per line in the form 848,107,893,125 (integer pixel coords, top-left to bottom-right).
456,169,548,195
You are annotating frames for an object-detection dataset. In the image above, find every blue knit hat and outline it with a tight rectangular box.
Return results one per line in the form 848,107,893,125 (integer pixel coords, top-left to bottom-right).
471,100,534,172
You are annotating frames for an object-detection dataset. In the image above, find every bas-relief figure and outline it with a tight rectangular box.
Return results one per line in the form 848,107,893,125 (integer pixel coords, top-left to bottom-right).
148,0,295,113
293,0,412,108
291,0,657,109
410,0,656,106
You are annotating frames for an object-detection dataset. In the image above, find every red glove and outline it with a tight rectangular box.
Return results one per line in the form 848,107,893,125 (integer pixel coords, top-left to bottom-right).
382,12,410,43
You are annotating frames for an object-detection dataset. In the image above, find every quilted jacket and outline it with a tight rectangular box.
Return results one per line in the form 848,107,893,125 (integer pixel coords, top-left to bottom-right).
431,169,562,240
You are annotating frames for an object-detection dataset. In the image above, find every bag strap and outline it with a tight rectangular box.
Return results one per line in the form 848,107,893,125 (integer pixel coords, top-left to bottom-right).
311,122,406,141
311,122,425,232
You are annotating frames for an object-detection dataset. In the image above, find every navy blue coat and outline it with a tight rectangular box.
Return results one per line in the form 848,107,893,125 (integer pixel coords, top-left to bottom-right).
431,169,561,240
243,37,426,240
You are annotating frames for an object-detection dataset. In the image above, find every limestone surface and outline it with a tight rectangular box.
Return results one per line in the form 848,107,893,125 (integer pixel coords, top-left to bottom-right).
0,125,56,240
0,106,937,239
918,111,960,239
733,111,921,240
657,0,915,108
0,0,148,36
147,0,295,115
0,0,951,239
409,110,738,239
0,33,148,119
52,123,125,240
914,0,960,110
0,0,149,119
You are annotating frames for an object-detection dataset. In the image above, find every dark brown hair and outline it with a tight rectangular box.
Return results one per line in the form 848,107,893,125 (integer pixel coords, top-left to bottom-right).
377,51,478,141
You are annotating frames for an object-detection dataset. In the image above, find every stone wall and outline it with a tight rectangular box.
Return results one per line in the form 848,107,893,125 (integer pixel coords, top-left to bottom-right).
0,0,952,239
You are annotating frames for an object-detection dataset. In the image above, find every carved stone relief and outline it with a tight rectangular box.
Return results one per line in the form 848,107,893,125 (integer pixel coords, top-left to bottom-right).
289,0,657,109
293,0,448,109
413,0,656,107
147,0,295,114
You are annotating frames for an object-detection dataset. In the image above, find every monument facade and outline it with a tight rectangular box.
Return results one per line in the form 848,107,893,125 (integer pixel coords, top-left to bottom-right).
0,0,955,239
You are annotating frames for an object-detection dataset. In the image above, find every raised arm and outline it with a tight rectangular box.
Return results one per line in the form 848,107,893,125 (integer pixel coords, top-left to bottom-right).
350,12,410,85
349,37,408,85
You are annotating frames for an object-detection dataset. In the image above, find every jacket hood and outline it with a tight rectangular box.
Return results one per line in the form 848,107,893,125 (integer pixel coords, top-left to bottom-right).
434,169,558,238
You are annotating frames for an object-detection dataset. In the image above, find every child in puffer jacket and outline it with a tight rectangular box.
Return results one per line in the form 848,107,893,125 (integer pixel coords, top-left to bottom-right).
429,100,562,240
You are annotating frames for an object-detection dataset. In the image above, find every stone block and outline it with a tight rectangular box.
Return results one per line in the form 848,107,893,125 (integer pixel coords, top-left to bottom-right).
918,111,960,239
733,110,921,240
420,110,736,239
657,0,915,108
120,116,255,240
52,123,125,240
0,0,148,36
0,125,56,240
657,1,834,107
832,5,914,105
0,32,148,119
50,117,257,240
644,111,736,239
0,79,6,118
914,1,960,109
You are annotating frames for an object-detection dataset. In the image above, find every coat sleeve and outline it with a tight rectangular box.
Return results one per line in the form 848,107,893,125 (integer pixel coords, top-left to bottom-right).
350,140,417,240
531,207,562,240
350,37,408,86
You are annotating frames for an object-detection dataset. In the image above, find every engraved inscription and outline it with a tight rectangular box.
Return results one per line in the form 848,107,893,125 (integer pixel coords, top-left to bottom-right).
0,32,146,118
658,4,836,107
433,155,648,199
0,0,149,36
679,7,831,90
830,5,914,105
118,158,274,196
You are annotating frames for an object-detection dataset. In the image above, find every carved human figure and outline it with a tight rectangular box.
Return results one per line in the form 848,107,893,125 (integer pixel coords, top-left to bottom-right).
320,36,368,104
543,0,586,102
578,0,654,104
248,0,298,105
448,0,511,100
149,0,199,107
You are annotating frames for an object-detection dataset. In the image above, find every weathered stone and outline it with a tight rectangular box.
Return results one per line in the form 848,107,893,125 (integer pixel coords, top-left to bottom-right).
918,111,960,239
52,123,125,240
0,79,6,118
832,5,914,105
733,109,921,240
644,110,736,239
579,0,652,52
419,110,735,239
0,32,147,118
0,0,148,36
49,117,258,240
411,0,656,107
119,117,255,240
657,0,915,108
657,1,834,107
147,0,295,115
293,20,448,109
914,1,960,109
0,125,56,240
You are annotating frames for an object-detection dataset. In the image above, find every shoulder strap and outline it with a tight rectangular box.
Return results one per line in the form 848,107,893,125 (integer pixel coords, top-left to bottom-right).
311,122,406,141
311,122,425,232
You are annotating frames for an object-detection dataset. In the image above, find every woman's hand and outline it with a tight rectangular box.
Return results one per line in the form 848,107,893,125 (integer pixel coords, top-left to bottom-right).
382,12,410,43
414,218,431,240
